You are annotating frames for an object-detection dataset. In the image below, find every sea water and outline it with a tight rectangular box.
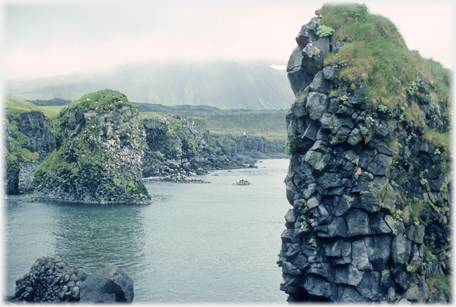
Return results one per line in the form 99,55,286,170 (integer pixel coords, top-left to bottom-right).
4,159,290,303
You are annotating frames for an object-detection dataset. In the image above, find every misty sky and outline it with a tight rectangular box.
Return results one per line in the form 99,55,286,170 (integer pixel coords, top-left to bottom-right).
4,1,454,80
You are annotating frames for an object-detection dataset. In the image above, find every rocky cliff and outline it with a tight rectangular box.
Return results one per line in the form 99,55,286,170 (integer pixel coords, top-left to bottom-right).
33,89,151,204
278,5,451,303
4,98,56,194
141,114,259,177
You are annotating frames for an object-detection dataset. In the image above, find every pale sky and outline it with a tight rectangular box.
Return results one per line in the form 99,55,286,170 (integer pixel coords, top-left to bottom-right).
3,0,454,80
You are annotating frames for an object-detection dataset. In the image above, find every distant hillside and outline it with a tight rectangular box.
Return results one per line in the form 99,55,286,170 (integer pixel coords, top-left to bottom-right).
6,60,295,110
135,103,287,140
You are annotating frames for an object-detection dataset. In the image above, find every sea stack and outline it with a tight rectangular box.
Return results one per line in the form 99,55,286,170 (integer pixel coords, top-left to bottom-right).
34,89,151,204
278,4,451,303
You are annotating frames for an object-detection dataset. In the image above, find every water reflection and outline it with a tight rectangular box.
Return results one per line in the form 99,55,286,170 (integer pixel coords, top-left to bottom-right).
50,202,148,274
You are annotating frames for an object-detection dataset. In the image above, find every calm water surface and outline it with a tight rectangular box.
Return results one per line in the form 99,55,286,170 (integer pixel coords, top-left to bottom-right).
5,159,290,303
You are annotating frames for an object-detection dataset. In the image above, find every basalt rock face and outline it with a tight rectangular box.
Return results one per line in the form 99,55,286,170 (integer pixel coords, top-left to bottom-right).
17,111,56,162
142,114,260,177
10,256,133,304
34,89,151,204
11,256,88,303
3,100,56,195
278,14,451,304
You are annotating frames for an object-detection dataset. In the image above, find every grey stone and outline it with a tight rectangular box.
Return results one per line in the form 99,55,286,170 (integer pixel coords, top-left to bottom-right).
282,261,301,276
325,217,347,237
388,287,396,303
284,243,301,257
367,154,392,176
306,261,333,282
337,284,366,303
366,235,392,271
325,240,344,257
287,46,304,72
402,277,430,302
301,118,320,141
284,209,296,224
352,238,373,271
291,94,308,118
359,148,376,170
282,273,300,287
356,271,381,300
317,172,342,190
301,37,330,75
335,194,356,216
384,214,405,235
302,274,336,300
381,270,396,290
322,66,340,84
345,209,370,236
377,142,393,156
327,98,340,114
391,234,412,267
330,126,352,145
347,127,363,145
281,229,295,243
392,268,413,291
406,224,425,244
290,252,309,270
302,183,316,199
306,196,319,209
79,264,134,303
309,71,330,94
306,92,329,120
369,212,392,234
295,17,320,47
287,68,314,97
351,171,374,193
355,192,381,213
334,264,364,286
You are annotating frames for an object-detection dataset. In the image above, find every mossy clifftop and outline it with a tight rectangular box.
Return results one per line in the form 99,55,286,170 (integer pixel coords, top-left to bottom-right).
34,89,150,204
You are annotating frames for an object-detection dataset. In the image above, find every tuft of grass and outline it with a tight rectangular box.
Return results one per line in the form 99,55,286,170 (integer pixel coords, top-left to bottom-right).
38,106,66,121
320,3,451,116
421,129,450,153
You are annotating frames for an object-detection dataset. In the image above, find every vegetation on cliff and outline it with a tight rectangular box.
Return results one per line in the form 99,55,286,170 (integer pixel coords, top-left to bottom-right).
320,4,451,152
34,89,150,204
4,97,51,162
280,4,451,303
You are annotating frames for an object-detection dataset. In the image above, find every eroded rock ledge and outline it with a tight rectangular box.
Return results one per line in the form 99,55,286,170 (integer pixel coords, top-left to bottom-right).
278,9,451,304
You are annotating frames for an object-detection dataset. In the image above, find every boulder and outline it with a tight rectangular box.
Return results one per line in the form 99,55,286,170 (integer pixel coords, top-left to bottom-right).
79,265,134,303
11,256,88,303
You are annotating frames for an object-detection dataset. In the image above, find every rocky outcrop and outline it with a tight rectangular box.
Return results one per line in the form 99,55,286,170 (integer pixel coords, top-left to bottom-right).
79,264,134,303
232,135,287,159
142,114,259,177
3,100,55,195
9,257,133,304
10,256,88,302
278,9,451,304
33,89,151,204
17,111,56,162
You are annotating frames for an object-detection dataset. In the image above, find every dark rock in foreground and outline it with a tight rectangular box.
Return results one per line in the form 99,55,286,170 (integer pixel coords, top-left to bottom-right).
80,265,134,303
10,256,88,303
9,257,133,304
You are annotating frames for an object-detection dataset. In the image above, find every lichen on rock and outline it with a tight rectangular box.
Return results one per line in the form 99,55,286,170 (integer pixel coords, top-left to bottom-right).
279,5,451,304
34,89,151,204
